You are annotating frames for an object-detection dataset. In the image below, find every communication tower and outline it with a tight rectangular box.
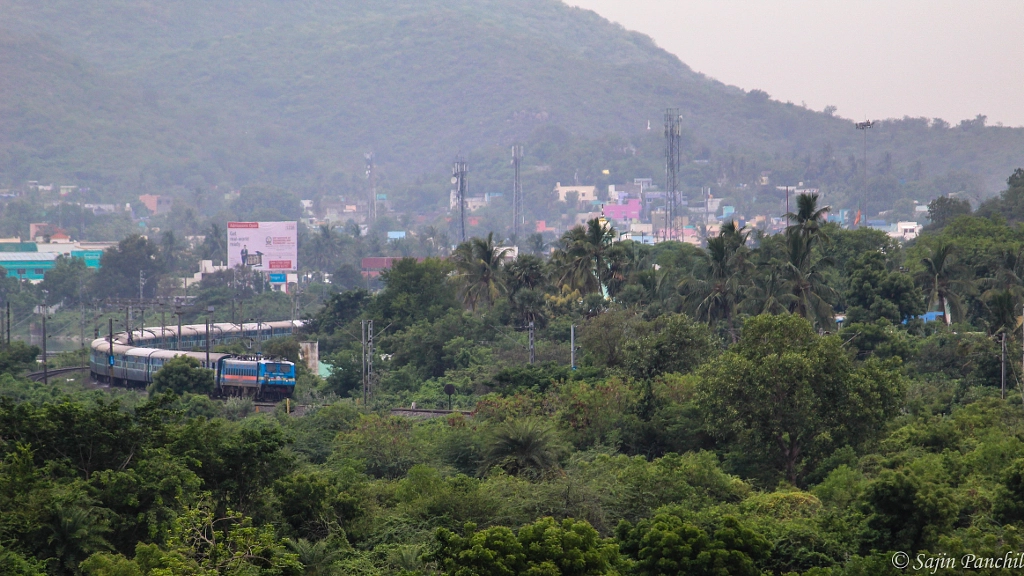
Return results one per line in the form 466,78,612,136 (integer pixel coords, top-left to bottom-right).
365,152,377,223
664,109,682,240
511,144,524,242
451,159,468,242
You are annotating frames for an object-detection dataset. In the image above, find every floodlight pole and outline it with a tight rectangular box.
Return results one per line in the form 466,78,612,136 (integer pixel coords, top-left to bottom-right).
855,120,874,224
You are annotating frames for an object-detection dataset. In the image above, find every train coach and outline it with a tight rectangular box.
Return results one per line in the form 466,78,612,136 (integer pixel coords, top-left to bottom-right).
90,320,301,400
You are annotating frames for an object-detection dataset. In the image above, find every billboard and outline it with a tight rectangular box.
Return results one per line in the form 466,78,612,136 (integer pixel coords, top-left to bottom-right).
227,221,297,271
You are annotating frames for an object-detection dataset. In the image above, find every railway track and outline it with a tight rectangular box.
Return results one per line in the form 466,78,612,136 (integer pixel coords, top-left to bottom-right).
25,365,90,382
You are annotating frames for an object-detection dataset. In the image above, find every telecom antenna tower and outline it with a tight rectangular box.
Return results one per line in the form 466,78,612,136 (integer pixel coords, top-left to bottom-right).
511,144,524,242
664,109,682,240
365,152,377,223
452,159,468,242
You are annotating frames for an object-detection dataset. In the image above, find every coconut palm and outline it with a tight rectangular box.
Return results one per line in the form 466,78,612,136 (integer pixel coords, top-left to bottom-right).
679,221,750,341
785,193,831,269
743,264,797,315
307,225,343,276
984,289,1019,336
420,225,449,257
200,223,227,261
785,193,831,242
551,218,616,296
479,419,563,479
782,258,837,326
916,242,973,325
451,232,511,310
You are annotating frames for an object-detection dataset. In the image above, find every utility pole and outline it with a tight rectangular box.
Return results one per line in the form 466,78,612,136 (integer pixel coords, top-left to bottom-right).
41,313,47,385
452,159,468,242
570,324,576,369
126,306,133,345
511,144,524,242
139,270,145,301
108,318,113,383
1002,332,1007,400
6,301,10,345
206,306,215,368
664,109,681,241
528,321,535,364
786,185,792,227
175,307,182,350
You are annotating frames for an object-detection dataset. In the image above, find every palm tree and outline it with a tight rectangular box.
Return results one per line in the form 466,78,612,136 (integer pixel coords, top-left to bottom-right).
782,257,837,326
504,253,546,297
526,233,547,256
46,505,111,574
785,193,831,269
479,419,563,479
917,242,973,325
451,232,511,310
201,223,227,261
288,538,344,576
985,290,1018,336
679,221,750,341
420,225,449,257
307,225,342,277
551,218,615,296
743,265,797,315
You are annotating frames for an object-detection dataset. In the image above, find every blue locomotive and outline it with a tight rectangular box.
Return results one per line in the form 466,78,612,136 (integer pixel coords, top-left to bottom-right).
89,320,301,400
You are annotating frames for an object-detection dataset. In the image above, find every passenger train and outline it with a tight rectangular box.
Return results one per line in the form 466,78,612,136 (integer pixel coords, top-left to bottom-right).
89,320,301,400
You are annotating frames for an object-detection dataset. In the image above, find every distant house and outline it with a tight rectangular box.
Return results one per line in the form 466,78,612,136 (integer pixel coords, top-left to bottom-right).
465,197,488,212
554,183,598,203
361,257,426,278
138,194,172,215
603,199,642,222
889,221,923,241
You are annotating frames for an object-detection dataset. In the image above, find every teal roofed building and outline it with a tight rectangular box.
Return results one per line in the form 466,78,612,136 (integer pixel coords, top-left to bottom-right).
0,250,103,282
0,252,60,281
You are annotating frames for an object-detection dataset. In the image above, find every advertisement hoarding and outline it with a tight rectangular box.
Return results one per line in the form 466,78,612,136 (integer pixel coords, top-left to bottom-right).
227,221,297,272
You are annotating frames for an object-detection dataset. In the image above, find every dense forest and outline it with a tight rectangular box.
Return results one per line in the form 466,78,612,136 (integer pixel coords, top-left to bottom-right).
0,170,1024,574
2,0,1023,225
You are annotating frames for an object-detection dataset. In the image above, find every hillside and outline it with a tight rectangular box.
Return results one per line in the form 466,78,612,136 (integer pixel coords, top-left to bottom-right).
1,0,1022,217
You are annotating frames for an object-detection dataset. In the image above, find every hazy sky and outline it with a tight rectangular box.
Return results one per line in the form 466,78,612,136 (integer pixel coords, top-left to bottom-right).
568,0,1024,127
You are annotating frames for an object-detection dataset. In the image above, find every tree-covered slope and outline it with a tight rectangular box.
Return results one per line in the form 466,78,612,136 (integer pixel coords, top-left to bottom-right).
1,0,1022,205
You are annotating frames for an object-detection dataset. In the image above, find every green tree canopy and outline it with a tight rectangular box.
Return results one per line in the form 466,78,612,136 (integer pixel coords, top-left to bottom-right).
149,356,214,396
427,517,620,576
372,258,458,330
844,251,925,324
696,314,903,484
616,514,768,576
93,235,165,299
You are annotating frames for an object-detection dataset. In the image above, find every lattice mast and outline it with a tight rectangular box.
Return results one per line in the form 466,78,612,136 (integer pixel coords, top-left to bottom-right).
452,159,468,242
664,109,681,240
511,144,524,242
365,152,377,223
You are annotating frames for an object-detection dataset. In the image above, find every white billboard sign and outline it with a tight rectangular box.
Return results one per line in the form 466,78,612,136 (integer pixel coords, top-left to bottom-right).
227,221,298,271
